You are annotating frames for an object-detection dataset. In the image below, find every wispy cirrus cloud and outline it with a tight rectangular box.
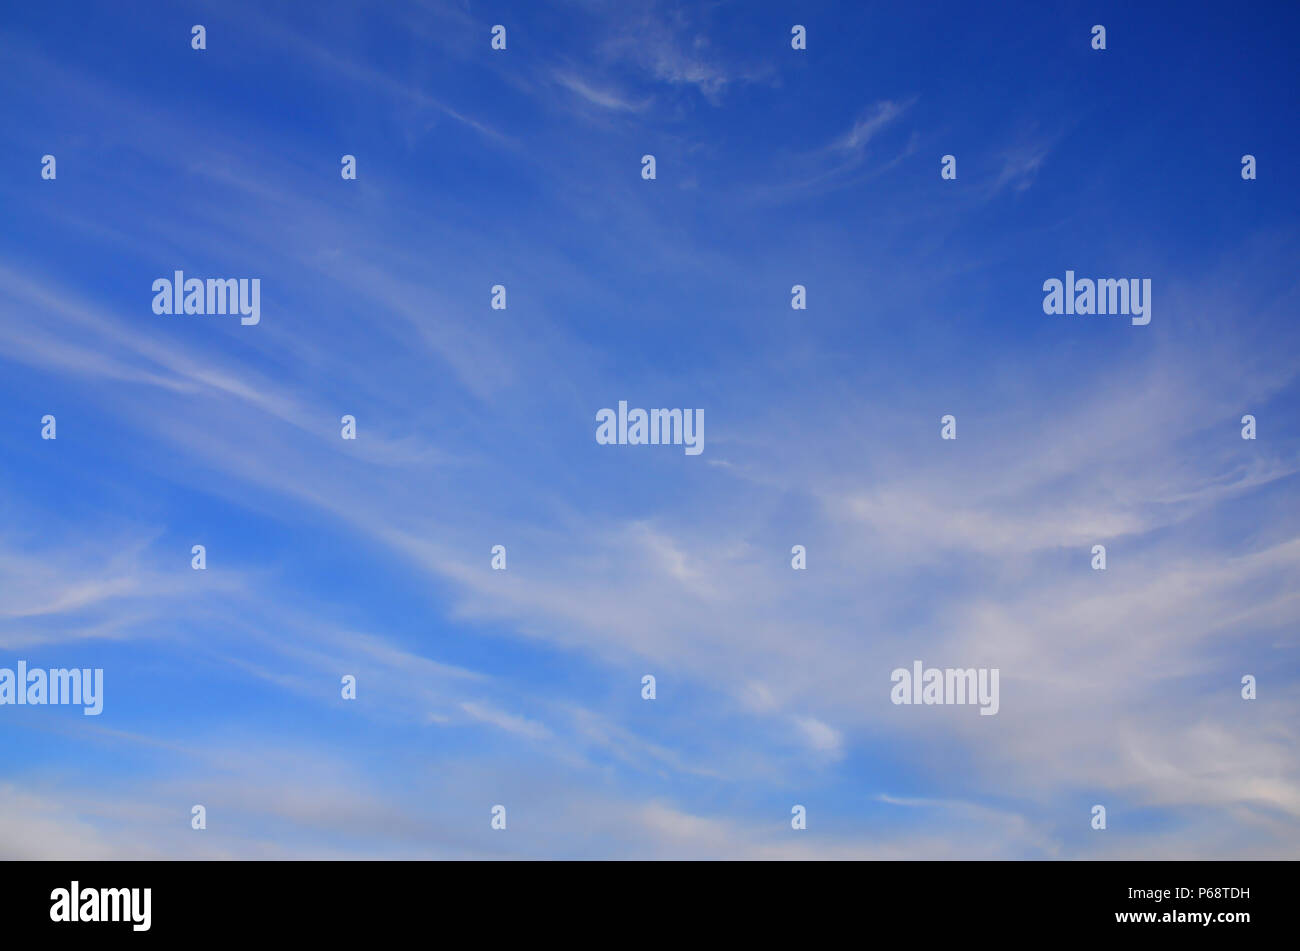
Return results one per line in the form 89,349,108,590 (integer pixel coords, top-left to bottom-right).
553,69,652,113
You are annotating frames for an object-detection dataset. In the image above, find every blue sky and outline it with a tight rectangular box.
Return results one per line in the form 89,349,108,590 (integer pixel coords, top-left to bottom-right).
1,0,1298,858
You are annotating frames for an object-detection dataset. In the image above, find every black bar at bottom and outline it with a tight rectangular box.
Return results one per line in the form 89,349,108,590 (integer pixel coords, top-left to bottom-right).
0,860,1286,939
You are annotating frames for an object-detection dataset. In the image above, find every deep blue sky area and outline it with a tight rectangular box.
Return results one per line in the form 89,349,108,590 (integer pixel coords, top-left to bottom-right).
0,1,1297,858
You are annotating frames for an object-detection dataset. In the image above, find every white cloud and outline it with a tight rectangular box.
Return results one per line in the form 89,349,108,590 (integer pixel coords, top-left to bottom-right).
794,716,844,758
